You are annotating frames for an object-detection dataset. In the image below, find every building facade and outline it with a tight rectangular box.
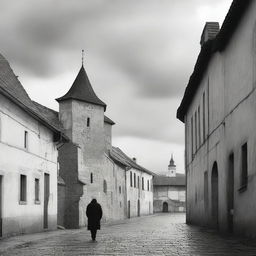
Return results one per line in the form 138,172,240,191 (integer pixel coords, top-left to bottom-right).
0,54,65,237
57,65,154,228
177,0,256,237
153,156,185,213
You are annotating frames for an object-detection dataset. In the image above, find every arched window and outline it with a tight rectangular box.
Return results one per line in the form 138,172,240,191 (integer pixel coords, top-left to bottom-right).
103,180,107,193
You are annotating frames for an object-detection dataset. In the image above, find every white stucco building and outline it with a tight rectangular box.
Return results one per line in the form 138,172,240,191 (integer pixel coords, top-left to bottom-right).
177,0,256,237
0,54,66,237
110,148,154,218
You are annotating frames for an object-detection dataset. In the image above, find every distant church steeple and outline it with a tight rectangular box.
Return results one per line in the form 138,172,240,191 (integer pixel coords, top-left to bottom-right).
168,154,176,177
56,59,106,111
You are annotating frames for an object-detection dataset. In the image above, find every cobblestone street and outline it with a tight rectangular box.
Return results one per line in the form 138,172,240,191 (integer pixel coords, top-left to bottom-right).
1,213,256,256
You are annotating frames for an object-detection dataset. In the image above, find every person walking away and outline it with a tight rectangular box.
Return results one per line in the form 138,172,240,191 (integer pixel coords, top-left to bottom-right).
86,199,103,241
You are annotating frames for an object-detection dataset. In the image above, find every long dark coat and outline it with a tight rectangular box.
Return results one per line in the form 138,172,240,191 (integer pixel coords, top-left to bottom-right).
86,200,103,230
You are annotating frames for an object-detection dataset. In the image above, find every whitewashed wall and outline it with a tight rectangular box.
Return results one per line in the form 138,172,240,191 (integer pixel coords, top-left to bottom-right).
0,94,58,237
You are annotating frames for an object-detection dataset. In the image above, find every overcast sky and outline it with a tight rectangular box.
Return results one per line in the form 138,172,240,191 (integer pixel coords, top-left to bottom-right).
0,0,232,173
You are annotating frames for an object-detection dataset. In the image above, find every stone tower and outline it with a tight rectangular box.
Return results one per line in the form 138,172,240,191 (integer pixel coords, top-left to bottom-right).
56,64,106,161
168,154,176,177
56,64,107,227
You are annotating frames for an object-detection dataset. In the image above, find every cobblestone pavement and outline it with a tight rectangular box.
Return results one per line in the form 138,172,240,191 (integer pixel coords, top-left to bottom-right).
1,213,256,255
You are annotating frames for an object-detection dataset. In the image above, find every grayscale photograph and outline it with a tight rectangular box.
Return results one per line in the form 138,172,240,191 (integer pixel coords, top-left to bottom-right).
0,0,256,255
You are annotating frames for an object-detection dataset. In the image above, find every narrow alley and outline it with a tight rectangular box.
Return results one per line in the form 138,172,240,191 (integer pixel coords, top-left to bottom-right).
1,214,256,256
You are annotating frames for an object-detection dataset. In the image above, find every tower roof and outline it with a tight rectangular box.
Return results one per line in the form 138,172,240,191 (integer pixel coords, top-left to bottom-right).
169,154,176,167
56,65,107,111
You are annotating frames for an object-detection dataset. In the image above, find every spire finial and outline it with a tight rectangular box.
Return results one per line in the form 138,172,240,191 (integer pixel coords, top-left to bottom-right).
82,49,84,66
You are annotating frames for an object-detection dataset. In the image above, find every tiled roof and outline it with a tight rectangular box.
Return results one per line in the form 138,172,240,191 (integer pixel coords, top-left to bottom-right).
0,53,65,137
177,0,252,122
32,101,65,133
153,174,186,186
110,147,155,176
104,115,115,125
56,65,107,111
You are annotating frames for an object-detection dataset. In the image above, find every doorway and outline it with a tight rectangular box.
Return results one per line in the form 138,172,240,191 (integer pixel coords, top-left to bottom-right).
137,200,140,217
0,176,2,237
227,153,234,233
163,202,168,212
211,162,219,229
44,173,50,229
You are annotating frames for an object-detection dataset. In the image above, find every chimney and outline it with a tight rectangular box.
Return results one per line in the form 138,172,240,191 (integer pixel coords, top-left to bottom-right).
200,22,220,46
132,157,137,163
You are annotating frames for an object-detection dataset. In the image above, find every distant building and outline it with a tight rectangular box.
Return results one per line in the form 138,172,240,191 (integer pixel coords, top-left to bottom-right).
153,156,185,213
177,0,256,237
0,54,66,237
56,64,154,228
110,148,154,218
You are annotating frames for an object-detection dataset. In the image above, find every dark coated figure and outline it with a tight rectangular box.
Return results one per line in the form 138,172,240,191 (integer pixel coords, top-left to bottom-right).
86,199,103,241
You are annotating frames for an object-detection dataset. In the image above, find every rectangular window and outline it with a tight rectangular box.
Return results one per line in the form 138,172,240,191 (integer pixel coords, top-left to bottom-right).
87,117,90,127
24,131,28,149
119,186,121,194
130,172,133,187
203,92,206,141
134,173,136,187
35,178,40,202
142,177,144,190
138,176,140,189
198,106,201,146
191,116,193,159
20,174,27,202
240,143,248,190
90,173,93,183
195,112,197,151
147,180,149,191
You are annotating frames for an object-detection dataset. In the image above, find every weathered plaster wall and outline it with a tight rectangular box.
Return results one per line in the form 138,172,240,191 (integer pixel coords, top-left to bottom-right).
59,100,127,226
185,2,256,237
0,95,58,237
153,186,185,213
126,168,153,218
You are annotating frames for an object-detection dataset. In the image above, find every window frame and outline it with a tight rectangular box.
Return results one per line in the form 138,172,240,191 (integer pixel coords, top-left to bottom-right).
20,174,27,204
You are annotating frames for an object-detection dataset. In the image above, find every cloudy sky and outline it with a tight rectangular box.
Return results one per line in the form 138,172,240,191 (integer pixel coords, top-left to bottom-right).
0,0,232,173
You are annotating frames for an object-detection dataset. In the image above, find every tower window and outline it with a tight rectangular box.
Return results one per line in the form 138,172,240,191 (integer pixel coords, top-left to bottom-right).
103,180,107,193
87,117,90,127
24,131,28,149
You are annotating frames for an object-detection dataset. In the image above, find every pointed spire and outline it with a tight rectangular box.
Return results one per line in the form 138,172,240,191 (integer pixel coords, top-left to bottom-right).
82,49,84,66
169,153,176,167
56,65,106,111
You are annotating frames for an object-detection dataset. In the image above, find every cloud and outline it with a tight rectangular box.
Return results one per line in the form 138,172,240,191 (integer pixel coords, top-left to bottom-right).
0,0,232,171
0,0,231,99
